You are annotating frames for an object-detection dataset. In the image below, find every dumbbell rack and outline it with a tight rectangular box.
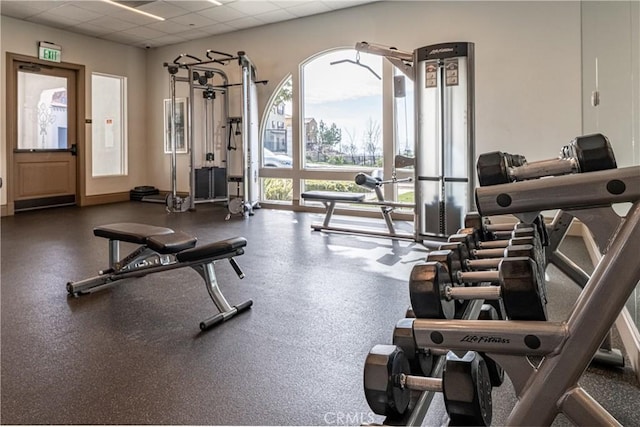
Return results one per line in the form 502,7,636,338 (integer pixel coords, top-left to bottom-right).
404,165,640,425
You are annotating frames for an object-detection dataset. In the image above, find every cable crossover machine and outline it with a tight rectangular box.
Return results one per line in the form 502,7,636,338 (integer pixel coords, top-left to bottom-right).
163,50,266,218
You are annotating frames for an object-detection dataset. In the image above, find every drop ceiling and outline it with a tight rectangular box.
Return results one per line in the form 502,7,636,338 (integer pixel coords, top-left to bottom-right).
0,0,376,49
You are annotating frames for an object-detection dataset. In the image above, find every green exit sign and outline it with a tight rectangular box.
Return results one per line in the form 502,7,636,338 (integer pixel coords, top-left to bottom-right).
38,41,61,63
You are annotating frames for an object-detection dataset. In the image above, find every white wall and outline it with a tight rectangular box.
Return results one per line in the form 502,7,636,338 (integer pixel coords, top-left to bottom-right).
146,1,583,192
582,1,640,168
0,15,147,206
1,1,584,202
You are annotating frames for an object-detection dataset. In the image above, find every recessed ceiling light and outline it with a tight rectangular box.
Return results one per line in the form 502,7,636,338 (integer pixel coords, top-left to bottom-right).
101,0,165,21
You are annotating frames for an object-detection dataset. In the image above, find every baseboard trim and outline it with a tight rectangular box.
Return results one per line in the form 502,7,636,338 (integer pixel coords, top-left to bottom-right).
1,204,8,217
82,192,130,206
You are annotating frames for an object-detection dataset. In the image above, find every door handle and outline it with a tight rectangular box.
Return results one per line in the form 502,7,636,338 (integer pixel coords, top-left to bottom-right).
70,144,77,156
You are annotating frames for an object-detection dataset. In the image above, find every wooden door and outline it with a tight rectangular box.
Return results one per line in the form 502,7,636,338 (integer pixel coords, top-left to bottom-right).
11,61,77,211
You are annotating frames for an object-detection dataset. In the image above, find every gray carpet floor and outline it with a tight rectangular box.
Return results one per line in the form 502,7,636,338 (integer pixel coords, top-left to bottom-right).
1,202,638,425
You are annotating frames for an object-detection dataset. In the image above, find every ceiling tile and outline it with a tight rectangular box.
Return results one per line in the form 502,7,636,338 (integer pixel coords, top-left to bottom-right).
84,16,139,32
225,16,264,30
0,2,44,19
198,22,236,36
18,1,70,12
101,31,144,44
0,0,378,48
27,13,82,28
68,22,114,37
47,4,103,21
120,25,167,39
170,12,218,28
73,1,117,14
144,33,188,46
103,7,160,25
145,19,191,33
286,2,331,17
137,1,189,19
255,8,296,24
197,4,244,22
227,1,282,15
174,28,210,40
169,1,216,13
271,1,311,8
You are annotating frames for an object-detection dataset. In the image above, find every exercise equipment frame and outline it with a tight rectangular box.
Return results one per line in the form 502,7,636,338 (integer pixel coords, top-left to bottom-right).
66,223,253,331
402,165,640,426
357,41,476,239
163,51,264,217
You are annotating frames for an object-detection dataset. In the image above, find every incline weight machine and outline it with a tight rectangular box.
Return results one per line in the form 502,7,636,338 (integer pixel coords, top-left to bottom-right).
356,41,475,240
163,51,265,217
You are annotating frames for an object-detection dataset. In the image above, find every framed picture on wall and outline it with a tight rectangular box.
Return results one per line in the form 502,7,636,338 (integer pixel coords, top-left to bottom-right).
163,97,188,154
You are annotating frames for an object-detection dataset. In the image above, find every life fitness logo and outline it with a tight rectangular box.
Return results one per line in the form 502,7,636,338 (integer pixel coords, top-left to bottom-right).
461,335,510,344
428,47,454,55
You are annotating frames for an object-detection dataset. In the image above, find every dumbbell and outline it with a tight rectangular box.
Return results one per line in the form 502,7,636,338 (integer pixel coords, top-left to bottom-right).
433,243,546,307
454,223,546,278
409,259,547,321
476,133,616,186
462,212,519,241
393,317,444,377
394,305,505,387
450,228,546,282
439,241,548,308
429,243,543,319
364,344,492,425
452,226,537,250
428,244,540,277
464,212,550,249
447,234,538,261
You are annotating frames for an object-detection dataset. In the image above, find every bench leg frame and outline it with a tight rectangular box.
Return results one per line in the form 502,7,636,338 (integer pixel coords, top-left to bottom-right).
194,261,253,330
311,200,414,240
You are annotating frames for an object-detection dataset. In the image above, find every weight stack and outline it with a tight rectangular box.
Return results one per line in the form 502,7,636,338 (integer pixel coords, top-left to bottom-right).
214,167,227,198
195,167,227,199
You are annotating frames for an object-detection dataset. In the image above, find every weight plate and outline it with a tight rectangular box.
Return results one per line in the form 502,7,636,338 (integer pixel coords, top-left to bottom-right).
409,262,454,319
228,197,244,215
363,345,410,417
443,351,493,426
500,257,547,321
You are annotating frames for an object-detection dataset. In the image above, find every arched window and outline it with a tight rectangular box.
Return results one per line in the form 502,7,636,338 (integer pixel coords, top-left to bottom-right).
260,75,293,203
302,49,383,170
262,75,292,168
258,49,413,211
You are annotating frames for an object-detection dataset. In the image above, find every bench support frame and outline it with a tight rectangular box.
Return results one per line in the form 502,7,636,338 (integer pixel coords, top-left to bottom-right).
303,190,416,241
67,234,253,331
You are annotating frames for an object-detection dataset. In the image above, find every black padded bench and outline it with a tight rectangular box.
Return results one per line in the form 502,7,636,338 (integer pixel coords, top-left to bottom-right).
67,223,252,331
301,191,365,229
301,191,414,240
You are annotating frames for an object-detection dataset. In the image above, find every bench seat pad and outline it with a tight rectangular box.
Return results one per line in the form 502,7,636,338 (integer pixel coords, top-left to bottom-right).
177,237,247,263
146,231,198,254
94,223,174,244
301,191,365,202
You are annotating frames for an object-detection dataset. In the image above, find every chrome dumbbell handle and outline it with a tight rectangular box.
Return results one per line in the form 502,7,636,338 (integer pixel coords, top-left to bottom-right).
510,157,578,181
399,374,443,392
446,285,502,300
